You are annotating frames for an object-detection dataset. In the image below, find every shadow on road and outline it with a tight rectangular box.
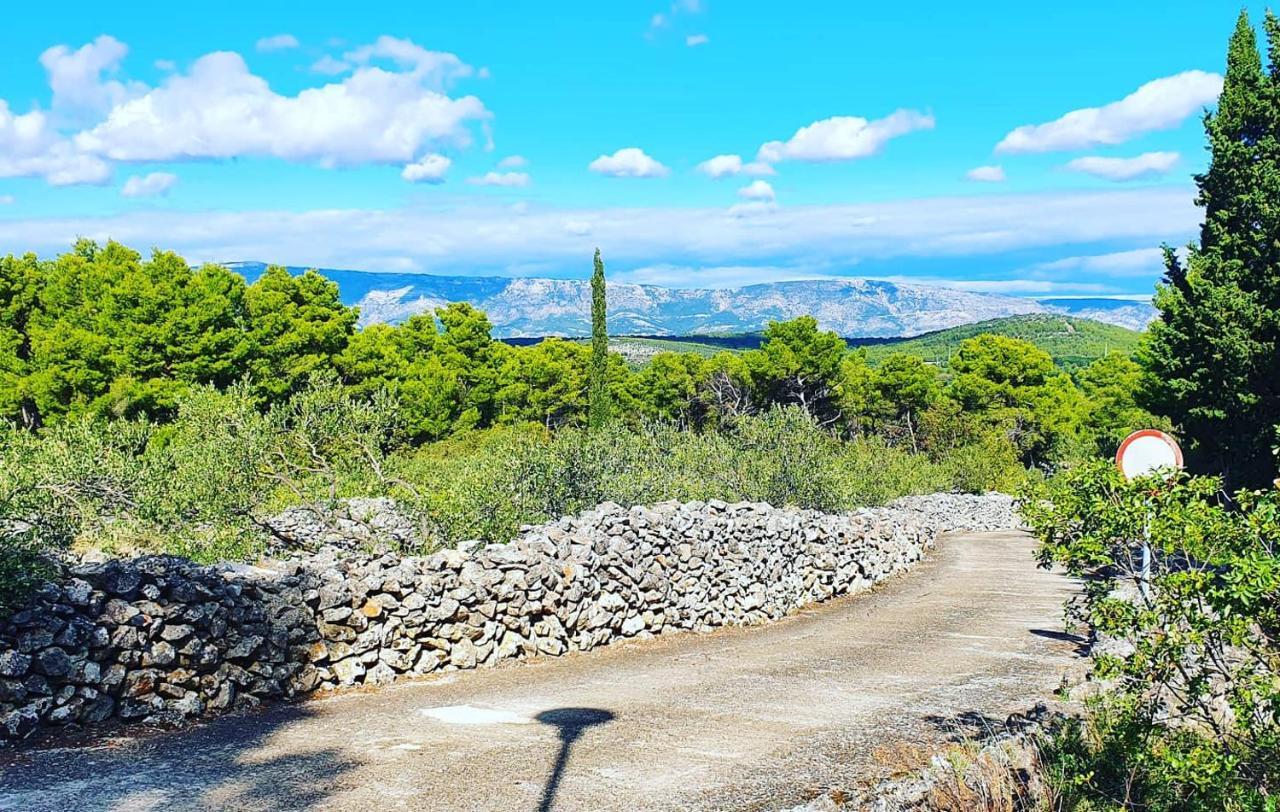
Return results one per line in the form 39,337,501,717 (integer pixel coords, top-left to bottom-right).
0,704,358,812
1029,628,1090,655
534,707,616,812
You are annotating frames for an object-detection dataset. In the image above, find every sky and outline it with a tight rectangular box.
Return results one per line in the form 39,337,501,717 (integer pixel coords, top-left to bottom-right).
0,1,1262,297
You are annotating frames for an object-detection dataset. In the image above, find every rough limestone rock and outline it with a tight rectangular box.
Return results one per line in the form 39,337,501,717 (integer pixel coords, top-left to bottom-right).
0,493,1018,745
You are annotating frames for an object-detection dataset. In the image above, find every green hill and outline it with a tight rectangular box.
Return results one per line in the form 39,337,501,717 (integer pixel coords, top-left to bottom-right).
854,315,1143,369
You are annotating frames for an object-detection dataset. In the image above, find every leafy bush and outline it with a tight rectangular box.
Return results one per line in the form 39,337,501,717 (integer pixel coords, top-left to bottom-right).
1023,462,1280,810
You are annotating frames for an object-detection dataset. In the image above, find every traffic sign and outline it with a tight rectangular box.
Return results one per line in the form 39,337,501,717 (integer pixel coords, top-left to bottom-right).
1115,429,1184,481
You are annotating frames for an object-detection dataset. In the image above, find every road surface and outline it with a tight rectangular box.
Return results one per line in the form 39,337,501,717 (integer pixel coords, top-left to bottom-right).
0,530,1081,812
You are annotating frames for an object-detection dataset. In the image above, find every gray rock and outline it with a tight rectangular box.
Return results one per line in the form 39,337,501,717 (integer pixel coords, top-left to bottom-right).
0,651,32,678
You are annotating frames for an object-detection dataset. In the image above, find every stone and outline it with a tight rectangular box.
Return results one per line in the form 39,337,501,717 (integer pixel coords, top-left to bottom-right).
331,657,365,685
1,707,39,740
160,624,194,642
32,648,73,678
102,564,142,597
0,651,31,678
449,638,478,669
143,642,177,668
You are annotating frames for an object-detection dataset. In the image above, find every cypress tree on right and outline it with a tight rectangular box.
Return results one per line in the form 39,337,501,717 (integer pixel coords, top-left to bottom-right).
1142,10,1280,488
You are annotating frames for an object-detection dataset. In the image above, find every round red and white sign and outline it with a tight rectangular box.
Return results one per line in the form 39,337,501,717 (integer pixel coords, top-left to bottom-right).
1115,429,1184,481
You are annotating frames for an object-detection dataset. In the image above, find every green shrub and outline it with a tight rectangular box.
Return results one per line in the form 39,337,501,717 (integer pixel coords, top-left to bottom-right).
1023,462,1280,811
387,406,1027,551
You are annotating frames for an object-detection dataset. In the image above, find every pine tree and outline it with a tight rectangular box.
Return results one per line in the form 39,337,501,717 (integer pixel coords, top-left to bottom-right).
588,249,610,429
1142,10,1280,488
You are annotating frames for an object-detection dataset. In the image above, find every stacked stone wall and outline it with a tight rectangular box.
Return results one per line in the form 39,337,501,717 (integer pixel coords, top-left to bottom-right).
0,493,1018,743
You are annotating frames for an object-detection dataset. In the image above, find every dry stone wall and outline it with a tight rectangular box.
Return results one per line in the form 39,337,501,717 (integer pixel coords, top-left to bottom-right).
0,494,1018,744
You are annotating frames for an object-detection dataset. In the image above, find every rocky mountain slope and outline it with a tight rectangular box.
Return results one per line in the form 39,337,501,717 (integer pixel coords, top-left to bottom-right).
225,262,1156,338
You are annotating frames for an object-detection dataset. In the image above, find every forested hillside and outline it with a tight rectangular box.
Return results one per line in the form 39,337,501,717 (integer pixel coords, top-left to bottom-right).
856,314,1142,368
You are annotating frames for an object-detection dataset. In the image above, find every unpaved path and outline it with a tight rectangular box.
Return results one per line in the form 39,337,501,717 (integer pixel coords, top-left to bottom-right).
0,530,1080,812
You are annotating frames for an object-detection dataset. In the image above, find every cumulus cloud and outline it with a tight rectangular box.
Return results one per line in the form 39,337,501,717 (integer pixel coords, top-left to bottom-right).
497,155,527,168
1063,151,1179,181
695,153,775,178
0,195,13,205
564,220,592,236
996,71,1222,154
401,153,451,183
72,49,488,166
0,36,492,186
468,170,530,187
757,110,935,163
121,171,177,197
686,34,709,47
39,35,144,118
588,147,670,178
0,102,111,185
966,165,1005,182
737,179,775,201
256,34,300,52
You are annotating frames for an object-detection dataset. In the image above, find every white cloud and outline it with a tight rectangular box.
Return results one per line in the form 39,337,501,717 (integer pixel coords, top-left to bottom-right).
1028,248,1166,277
0,187,1198,278
757,110,935,163
468,171,530,187
727,201,778,217
564,220,592,236
0,102,111,185
686,34,709,47
310,55,351,75
0,195,13,205
256,34,300,53
696,153,775,178
497,155,527,168
996,71,1222,154
39,35,144,118
1063,151,1179,181
965,165,1005,183
120,171,177,197
342,36,473,87
154,59,176,72
737,179,775,201
588,147,670,178
401,153,451,183
73,49,489,166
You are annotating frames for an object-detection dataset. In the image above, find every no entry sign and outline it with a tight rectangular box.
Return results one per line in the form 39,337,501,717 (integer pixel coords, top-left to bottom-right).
1115,429,1184,481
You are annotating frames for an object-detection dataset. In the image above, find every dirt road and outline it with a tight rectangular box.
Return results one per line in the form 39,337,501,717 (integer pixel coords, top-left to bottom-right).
0,530,1080,811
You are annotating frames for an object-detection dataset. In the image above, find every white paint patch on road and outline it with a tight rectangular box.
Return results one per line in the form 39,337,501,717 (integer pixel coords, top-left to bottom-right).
420,705,533,725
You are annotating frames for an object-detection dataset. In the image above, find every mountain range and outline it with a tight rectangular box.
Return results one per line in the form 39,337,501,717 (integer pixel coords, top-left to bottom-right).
225,262,1156,338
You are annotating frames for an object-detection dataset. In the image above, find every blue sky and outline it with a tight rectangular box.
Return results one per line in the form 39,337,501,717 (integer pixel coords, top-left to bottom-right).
0,1,1262,297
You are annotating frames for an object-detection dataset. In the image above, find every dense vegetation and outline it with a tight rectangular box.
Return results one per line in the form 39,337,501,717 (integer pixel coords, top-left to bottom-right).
1141,12,1280,490
1020,12,1280,810
858,314,1143,369
1025,464,1278,810
581,313,1143,371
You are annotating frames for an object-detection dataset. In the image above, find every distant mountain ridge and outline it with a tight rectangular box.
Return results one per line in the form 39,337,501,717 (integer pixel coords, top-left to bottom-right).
224,262,1157,338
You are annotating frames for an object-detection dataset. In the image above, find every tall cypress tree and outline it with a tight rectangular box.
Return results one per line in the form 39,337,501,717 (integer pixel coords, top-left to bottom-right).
1142,10,1280,488
588,248,610,429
